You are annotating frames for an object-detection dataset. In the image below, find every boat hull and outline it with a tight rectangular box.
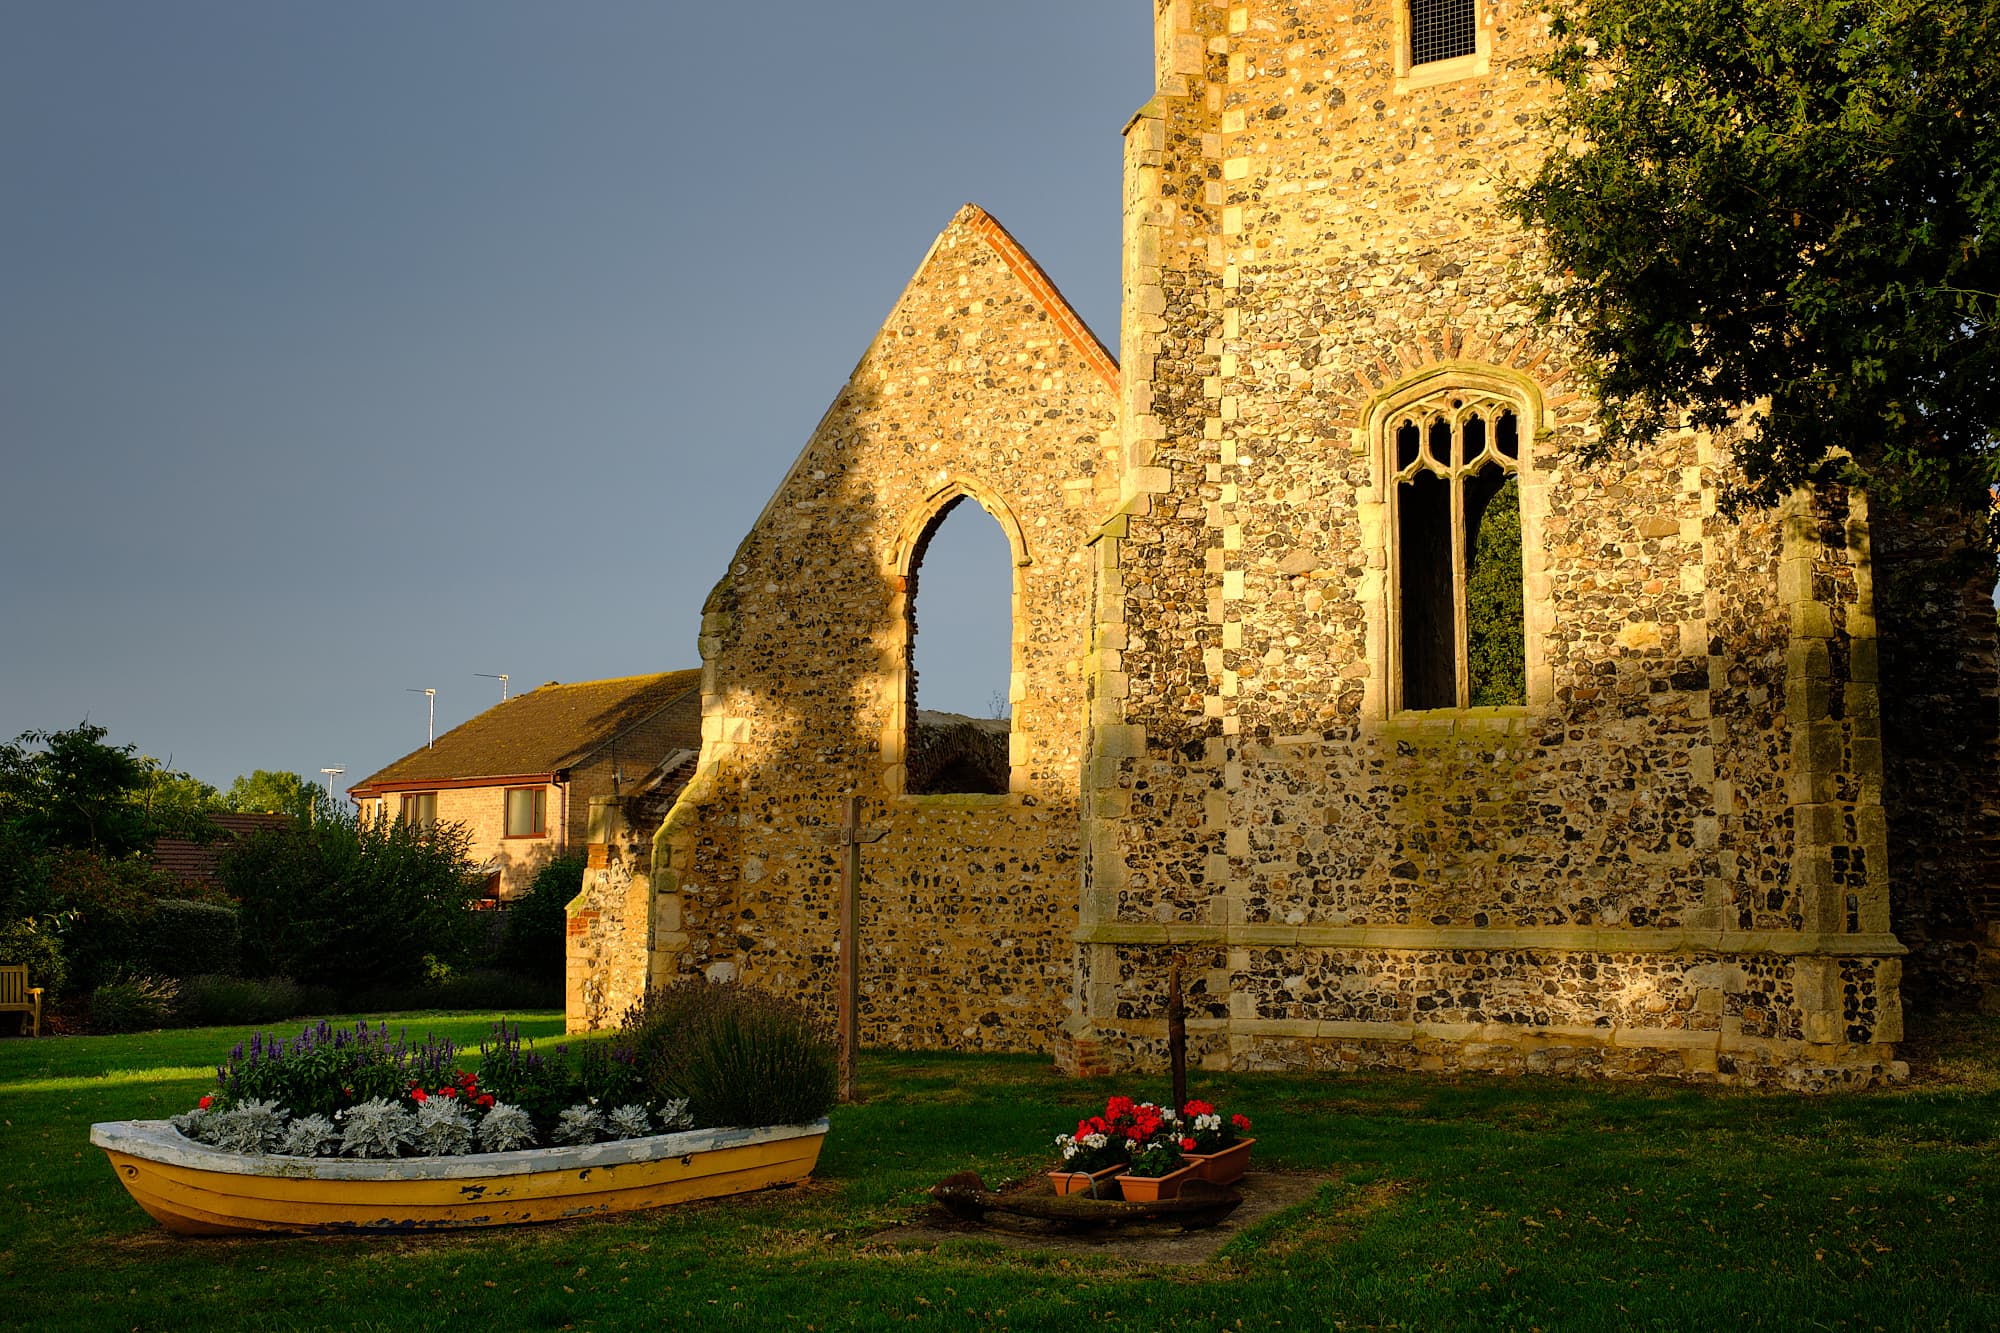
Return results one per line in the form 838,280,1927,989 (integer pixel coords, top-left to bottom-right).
90,1117,829,1236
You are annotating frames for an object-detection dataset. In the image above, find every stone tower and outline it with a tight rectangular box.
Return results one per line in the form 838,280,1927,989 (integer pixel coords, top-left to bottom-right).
571,0,1999,1087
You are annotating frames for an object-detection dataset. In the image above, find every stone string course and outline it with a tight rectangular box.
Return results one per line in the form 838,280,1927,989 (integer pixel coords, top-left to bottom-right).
567,0,2000,1083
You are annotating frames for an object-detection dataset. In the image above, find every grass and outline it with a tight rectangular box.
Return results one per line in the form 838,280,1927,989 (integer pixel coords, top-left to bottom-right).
2,1010,1997,1331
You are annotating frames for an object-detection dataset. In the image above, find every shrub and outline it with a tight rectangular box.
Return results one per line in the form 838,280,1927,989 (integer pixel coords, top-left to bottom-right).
176,974,312,1027
621,979,837,1129
0,915,68,995
344,966,561,1016
146,899,240,978
499,850,585,982
46,850,202,993
221,809,479,996
90,973,180,1033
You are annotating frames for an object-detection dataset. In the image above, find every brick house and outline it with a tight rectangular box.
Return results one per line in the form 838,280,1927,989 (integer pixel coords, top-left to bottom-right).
151,812,294,891
349,672,702,903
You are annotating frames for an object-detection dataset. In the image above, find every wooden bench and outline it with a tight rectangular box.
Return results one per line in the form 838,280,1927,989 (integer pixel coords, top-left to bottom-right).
0,964,44,1038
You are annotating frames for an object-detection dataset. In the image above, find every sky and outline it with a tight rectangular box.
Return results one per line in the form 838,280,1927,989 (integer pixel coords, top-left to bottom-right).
0,1,1151,794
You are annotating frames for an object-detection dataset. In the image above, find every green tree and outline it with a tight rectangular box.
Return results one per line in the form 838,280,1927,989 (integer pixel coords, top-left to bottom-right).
0,724,154,856
1467,478,1526,707
500,850,587,984
1509,0,2000,520
223,769,330,822
220,808,478,994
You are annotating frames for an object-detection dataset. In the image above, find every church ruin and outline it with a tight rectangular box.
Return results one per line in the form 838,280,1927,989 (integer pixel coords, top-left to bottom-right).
568,0,2000,1088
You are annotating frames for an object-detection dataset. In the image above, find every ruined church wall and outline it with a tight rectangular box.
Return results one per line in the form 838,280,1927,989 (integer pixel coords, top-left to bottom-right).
642,209,1121,1051
1074,0,1901,1086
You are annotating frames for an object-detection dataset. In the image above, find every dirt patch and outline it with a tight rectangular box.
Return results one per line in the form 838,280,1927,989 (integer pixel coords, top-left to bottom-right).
869,1171,1347,1267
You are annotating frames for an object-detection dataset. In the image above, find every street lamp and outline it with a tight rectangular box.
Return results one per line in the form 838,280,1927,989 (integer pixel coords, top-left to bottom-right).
319,767,345,819
406,688,436,747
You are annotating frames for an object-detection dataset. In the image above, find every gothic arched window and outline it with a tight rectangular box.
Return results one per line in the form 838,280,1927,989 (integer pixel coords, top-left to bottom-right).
1387,390,1526,711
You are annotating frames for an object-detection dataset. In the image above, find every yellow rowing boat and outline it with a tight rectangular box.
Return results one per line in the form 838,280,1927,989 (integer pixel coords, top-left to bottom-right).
91,1117,829,1235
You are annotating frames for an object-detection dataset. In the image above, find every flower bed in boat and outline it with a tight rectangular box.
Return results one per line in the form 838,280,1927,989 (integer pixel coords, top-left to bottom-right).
92,1116,830,1235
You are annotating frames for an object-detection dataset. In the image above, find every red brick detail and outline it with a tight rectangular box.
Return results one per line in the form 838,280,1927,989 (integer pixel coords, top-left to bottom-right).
963,206,1120,394
587,843,611,870
567,910,598,938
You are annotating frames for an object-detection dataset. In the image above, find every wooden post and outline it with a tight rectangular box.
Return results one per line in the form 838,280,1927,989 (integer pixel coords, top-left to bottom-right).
819,795,885,1105
837,794,862,1104
1167,951,1188,1115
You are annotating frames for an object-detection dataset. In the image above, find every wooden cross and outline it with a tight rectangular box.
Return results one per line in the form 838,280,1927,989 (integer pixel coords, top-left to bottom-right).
815,794,887,1103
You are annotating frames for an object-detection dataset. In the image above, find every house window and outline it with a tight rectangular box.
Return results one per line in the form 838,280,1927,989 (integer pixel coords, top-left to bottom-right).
1389,391,1525,710
1410,0,1477,66
399,791,437,828
505,786,547,838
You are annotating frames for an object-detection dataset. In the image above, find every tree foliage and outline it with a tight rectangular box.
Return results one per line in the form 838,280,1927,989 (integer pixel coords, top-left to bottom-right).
0,722,232,854
500,850,586,984
219,809,479,993
224,769,335,822
1510,0,2000,520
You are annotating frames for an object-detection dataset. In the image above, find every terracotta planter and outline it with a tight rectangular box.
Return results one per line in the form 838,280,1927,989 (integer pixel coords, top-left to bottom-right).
1114,1159,1200,1202
1186,1136,1255,1185
1047,1164,1124,1198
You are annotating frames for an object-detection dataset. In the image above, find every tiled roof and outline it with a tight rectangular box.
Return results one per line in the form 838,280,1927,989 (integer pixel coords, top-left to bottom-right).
151,812,293,889
351,671,702,792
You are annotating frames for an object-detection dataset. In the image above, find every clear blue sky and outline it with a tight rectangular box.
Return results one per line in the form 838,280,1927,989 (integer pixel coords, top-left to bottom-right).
1,2,1150,792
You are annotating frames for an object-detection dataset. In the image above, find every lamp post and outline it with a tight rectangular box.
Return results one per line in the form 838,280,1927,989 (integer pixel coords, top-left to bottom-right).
476,672,509,701
406,688,436,747
318,766,345,819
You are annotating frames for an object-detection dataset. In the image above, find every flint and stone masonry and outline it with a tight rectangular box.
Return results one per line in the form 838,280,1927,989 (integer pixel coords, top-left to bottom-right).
569,0,1999,1087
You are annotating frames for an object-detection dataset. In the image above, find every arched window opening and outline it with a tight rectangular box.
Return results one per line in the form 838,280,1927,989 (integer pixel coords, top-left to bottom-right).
1390,393,1525,710
904,495,1013,796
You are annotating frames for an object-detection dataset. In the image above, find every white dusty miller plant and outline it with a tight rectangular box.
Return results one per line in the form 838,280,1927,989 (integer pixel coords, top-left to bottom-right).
211,1099,289,1156
170,1106,219,1145
339,1098,417,1159
607,1104,652,1139
657,1098,694,1131
278,1114,340,1158
476,1101,537,1153
552,1104,610,1146
413,1097,475,1156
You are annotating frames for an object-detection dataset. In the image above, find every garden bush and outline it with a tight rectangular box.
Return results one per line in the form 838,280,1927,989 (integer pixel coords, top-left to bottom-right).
621,979,836,1129
175,974,319,1027
0,914,68,995
498,850,584,983
90,973,180,1033
221,810,479,996
146,899,240,978
346,966,563,1016
44,850,208,993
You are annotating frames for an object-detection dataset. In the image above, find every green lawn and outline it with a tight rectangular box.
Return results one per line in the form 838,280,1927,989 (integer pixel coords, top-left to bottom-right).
3,1010,1997,1331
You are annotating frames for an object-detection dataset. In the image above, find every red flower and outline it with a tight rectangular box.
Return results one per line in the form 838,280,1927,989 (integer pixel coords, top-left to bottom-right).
198,1095,212,1109
477,1095,494,1108
1182,1099,1215,1117
1230,1113,1252,1132
411,1088,428,1103
436,1086,455,1098
1180,1136,1197,1151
